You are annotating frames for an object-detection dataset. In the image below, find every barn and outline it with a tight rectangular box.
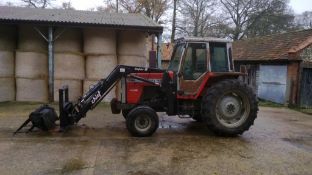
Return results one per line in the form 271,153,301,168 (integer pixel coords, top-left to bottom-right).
0,6,163,103
233,29,312,108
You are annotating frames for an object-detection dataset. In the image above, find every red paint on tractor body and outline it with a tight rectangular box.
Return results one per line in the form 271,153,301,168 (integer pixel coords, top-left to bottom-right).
126,72,174,104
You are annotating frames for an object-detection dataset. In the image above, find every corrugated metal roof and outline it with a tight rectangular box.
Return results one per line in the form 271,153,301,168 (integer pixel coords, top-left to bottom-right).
0,6,163,33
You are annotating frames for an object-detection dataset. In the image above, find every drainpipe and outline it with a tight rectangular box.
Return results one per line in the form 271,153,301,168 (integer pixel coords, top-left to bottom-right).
156,33,162,69
48,26,54,102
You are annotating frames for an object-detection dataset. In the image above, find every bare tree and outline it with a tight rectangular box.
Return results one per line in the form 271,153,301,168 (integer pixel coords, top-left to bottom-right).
177,0,217,37
220,0,294,40
171,0,178,42
295,11,312,29
61,1,74,10
21,0,54,8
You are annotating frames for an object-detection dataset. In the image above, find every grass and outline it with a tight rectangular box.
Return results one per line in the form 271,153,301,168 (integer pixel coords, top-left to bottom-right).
258,99,285,108
290,107,312,115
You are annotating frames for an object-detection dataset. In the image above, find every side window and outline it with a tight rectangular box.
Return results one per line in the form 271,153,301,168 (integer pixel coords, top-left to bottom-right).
210,43,229,72
182,43,207,80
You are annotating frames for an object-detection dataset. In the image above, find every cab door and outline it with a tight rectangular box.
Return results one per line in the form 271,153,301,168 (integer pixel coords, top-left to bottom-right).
178,43,208,96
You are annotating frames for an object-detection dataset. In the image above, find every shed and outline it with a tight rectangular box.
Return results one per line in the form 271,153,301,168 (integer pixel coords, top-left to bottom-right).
0,6,163,102
233,29,312,107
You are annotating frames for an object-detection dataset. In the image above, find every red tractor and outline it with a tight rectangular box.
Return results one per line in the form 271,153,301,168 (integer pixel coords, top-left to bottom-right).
16,37,258,137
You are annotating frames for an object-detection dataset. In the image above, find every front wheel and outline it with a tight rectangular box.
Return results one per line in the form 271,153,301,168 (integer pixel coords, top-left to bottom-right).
126,106,159,137
201,79,258,136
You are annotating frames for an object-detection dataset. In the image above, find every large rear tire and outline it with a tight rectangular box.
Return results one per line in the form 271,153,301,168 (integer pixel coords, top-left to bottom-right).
126,106,159,137
201,79,258,136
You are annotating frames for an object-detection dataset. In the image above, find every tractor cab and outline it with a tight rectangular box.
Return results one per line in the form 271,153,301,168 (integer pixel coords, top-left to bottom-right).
168,37,234,97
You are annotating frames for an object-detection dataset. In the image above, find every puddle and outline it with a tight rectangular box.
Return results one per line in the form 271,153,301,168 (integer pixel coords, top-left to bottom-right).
282,137,312,152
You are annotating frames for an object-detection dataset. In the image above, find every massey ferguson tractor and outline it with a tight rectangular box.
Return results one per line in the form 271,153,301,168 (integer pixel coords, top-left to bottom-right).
15,37,258,137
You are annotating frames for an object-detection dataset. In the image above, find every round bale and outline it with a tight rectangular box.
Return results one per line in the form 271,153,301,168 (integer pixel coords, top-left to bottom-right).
16,78,48,102
54,53,85,80
118,31,147,57
86,55,117,79
15,51,48,79
83,28,116,55
0,51,14,77
0,78,15,102
54,79,82,102
54,28,82,52
18,25,47,52
0,25,16,51
118,55,147,67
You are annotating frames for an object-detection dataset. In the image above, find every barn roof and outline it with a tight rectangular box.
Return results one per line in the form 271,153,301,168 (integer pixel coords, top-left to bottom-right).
233,29,312,61
0,6,163,33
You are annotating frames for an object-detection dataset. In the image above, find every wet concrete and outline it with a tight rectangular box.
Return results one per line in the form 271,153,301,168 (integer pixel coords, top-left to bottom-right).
0,102,311,175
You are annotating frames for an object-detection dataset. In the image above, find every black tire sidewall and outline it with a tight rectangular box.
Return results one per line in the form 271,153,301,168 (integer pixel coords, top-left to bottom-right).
126,106,159,137
201,79,258,136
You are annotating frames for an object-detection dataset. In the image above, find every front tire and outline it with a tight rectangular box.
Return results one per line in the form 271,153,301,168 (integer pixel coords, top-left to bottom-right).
201,79,258,136
126,106,159,137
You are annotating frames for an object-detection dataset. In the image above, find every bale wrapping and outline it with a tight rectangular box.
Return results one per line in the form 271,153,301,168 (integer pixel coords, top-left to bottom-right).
118,31,147,57
0,25,16,51
54,79,82,102
0,51,14,77
15,51,48,79
0,78,15,102
86,55,117,79
118,55,147,67
83,28,116,55
83,79,116,102
54,53,85,80
18,25,47,52
16,78,48,102
54,28,82,52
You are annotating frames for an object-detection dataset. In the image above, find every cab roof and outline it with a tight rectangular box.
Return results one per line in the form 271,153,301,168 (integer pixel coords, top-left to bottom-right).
175,37,232,44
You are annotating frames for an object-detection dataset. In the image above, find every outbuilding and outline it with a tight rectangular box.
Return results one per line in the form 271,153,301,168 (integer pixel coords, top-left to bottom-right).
233,29,312,108
0,6,163,103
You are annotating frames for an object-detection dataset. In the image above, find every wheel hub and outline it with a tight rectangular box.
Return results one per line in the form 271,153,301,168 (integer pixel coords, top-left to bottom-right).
219,96,241,119
135,115,151,131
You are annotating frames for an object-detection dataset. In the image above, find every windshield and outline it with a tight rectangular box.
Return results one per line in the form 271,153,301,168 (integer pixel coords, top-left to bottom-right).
168,44,185,72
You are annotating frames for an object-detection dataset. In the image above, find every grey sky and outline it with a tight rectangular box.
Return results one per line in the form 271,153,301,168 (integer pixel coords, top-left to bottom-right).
1,0,311,14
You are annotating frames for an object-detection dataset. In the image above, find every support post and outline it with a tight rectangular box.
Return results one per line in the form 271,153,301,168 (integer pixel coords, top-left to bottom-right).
48,26,54,102
156,33,162,69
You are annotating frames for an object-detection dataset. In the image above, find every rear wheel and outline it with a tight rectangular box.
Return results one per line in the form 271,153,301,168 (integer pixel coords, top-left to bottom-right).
201,79,258,136
126,106,159,137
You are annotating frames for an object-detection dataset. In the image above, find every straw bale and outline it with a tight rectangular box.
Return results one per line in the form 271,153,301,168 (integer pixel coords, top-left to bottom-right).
0,25,16,51
15,51,48,79
118,31,147,57
16,78,48,102
54,79,82,102
0,51,14,77
54,28,82,52
18,25,47,52
83,79,116,102
118,55,147,67
0,78,15,102
54,53,85,80
86,55,117,79
83,28,116,55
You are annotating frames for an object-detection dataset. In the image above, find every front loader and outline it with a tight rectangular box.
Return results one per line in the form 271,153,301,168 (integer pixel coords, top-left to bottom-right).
15,37,258,137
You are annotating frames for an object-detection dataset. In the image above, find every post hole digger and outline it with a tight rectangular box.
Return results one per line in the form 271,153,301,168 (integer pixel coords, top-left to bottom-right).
15,37,258,137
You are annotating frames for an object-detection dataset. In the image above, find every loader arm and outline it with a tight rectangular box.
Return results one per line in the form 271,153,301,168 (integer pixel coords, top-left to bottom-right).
59,65,164,129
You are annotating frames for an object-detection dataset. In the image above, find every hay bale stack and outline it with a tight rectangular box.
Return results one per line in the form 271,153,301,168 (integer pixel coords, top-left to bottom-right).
54,28,82,52
83,28,116,55
15,51,48,79
54,79,82,102
0,25,16,51
118,55,147,67
18,25,47,52
0,78,15,102
83,80,116,102
118,31,147,57
86,55,117,79
54,53,85,80
16,78,48,102
0,51,14,77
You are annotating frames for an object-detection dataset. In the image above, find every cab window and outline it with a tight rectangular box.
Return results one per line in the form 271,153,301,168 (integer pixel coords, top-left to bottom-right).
182,43,207,80
168,43,185,72
210,42,229,72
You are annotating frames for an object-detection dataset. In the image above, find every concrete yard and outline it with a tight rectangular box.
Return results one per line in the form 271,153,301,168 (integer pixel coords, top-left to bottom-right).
0,102,311,175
